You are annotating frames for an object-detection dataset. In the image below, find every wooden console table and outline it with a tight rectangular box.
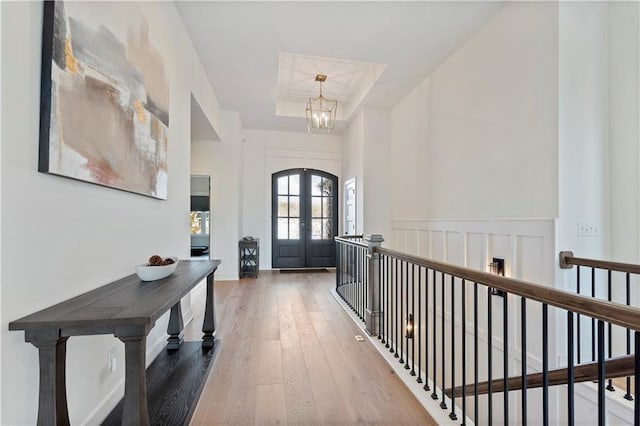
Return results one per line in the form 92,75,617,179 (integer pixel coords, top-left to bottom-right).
9,259,221,426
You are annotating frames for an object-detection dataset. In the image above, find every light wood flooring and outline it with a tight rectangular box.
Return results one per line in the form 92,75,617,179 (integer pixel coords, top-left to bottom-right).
187,270,435,425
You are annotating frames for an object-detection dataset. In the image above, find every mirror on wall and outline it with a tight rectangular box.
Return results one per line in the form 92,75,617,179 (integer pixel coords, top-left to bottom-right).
190,175,210,257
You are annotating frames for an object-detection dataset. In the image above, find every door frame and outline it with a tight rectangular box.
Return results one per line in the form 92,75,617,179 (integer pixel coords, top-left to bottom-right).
344,177,356,235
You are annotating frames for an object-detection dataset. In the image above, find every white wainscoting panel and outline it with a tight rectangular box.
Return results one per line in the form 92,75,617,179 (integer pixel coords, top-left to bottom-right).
390,220,555,286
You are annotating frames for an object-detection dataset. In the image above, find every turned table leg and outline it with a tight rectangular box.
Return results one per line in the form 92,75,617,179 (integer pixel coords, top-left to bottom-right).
25,330,70,426
202,272,217,348
116,327,150,426
166,301,184,350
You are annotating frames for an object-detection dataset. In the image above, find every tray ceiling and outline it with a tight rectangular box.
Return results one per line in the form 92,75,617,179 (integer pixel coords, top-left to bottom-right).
176,1,505,134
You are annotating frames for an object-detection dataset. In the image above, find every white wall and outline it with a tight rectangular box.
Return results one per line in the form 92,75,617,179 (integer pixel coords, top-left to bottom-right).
362,108,391,238
390,78,431,222
390,2,559,222
1,2,226,423
241,129,341,268
341,112,365,234
608,2,640,267
556,2,610,271
341,108,391,238
191,112,244,281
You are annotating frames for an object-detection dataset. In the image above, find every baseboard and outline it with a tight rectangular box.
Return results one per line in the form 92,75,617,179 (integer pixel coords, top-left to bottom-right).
183,306,194,327
82,378,125,425
82,331,169,424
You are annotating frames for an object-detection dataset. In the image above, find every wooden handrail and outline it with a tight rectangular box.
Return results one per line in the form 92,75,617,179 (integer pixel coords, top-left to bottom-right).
445,355,634,398
335,235,368,248
560,250,640,274
375,247,640,332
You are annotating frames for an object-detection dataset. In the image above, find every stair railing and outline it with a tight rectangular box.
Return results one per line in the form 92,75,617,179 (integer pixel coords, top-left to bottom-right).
334,236,640,426
560,251,640,401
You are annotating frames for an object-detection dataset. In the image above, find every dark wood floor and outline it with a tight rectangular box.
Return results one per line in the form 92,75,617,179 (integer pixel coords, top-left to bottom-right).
187,270,435,425
103,341,218,426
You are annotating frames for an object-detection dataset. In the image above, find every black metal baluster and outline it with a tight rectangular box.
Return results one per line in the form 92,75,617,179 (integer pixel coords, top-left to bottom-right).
344,243,348,298
488,287,493,425
380,254,385,343
365,248,369,320
352,246,356,306
355,246,359,315
349,245,353,309
450,275,457,420
405,262,410,369
577,266,581,364
597,320,605,426
358,247,361,318
411,264,416,375
360,248,369,321
378,251,382,340
389,255,392,346
462,279,467,425
348,245,351,300
432,268,438,400
351,246,360,316
521,298,527,425
342,243,345,297
592,267,596,362
340,243,345,301
385,256,390,348
358,246,361,316
337,242,341,297
336,242,340,292
424,267,430,391
360,247,364,318
366,248,369,321
503,294,508,425
417,266,422,384
393,258,398,356
441,272,447,409
474,283,479,424
346,245,350,307
355,246,358,315
568,311,575,426
344,244,347,298
543,303,549,426
625,272,633,401
634,331,639,426
400,261,405,364
606,270,614,392
362,247,365,319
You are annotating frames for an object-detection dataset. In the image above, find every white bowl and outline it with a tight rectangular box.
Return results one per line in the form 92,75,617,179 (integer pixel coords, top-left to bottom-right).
135,257,178,281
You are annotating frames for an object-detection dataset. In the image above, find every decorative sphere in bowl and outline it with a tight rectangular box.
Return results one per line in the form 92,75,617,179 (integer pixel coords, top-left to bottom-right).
135,257,178,281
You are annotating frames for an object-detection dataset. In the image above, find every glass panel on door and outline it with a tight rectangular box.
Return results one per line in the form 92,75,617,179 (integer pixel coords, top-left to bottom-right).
310,174,334,240
276,173,300,240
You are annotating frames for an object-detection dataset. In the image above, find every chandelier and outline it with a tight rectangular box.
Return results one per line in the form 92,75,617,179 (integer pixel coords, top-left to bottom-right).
306,74,337,133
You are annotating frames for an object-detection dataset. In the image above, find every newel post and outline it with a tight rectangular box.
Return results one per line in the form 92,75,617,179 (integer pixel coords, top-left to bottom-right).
365,234,384,336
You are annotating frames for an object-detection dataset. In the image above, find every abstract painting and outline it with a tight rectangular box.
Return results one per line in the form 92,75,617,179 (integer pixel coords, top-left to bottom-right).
38,1,170,199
